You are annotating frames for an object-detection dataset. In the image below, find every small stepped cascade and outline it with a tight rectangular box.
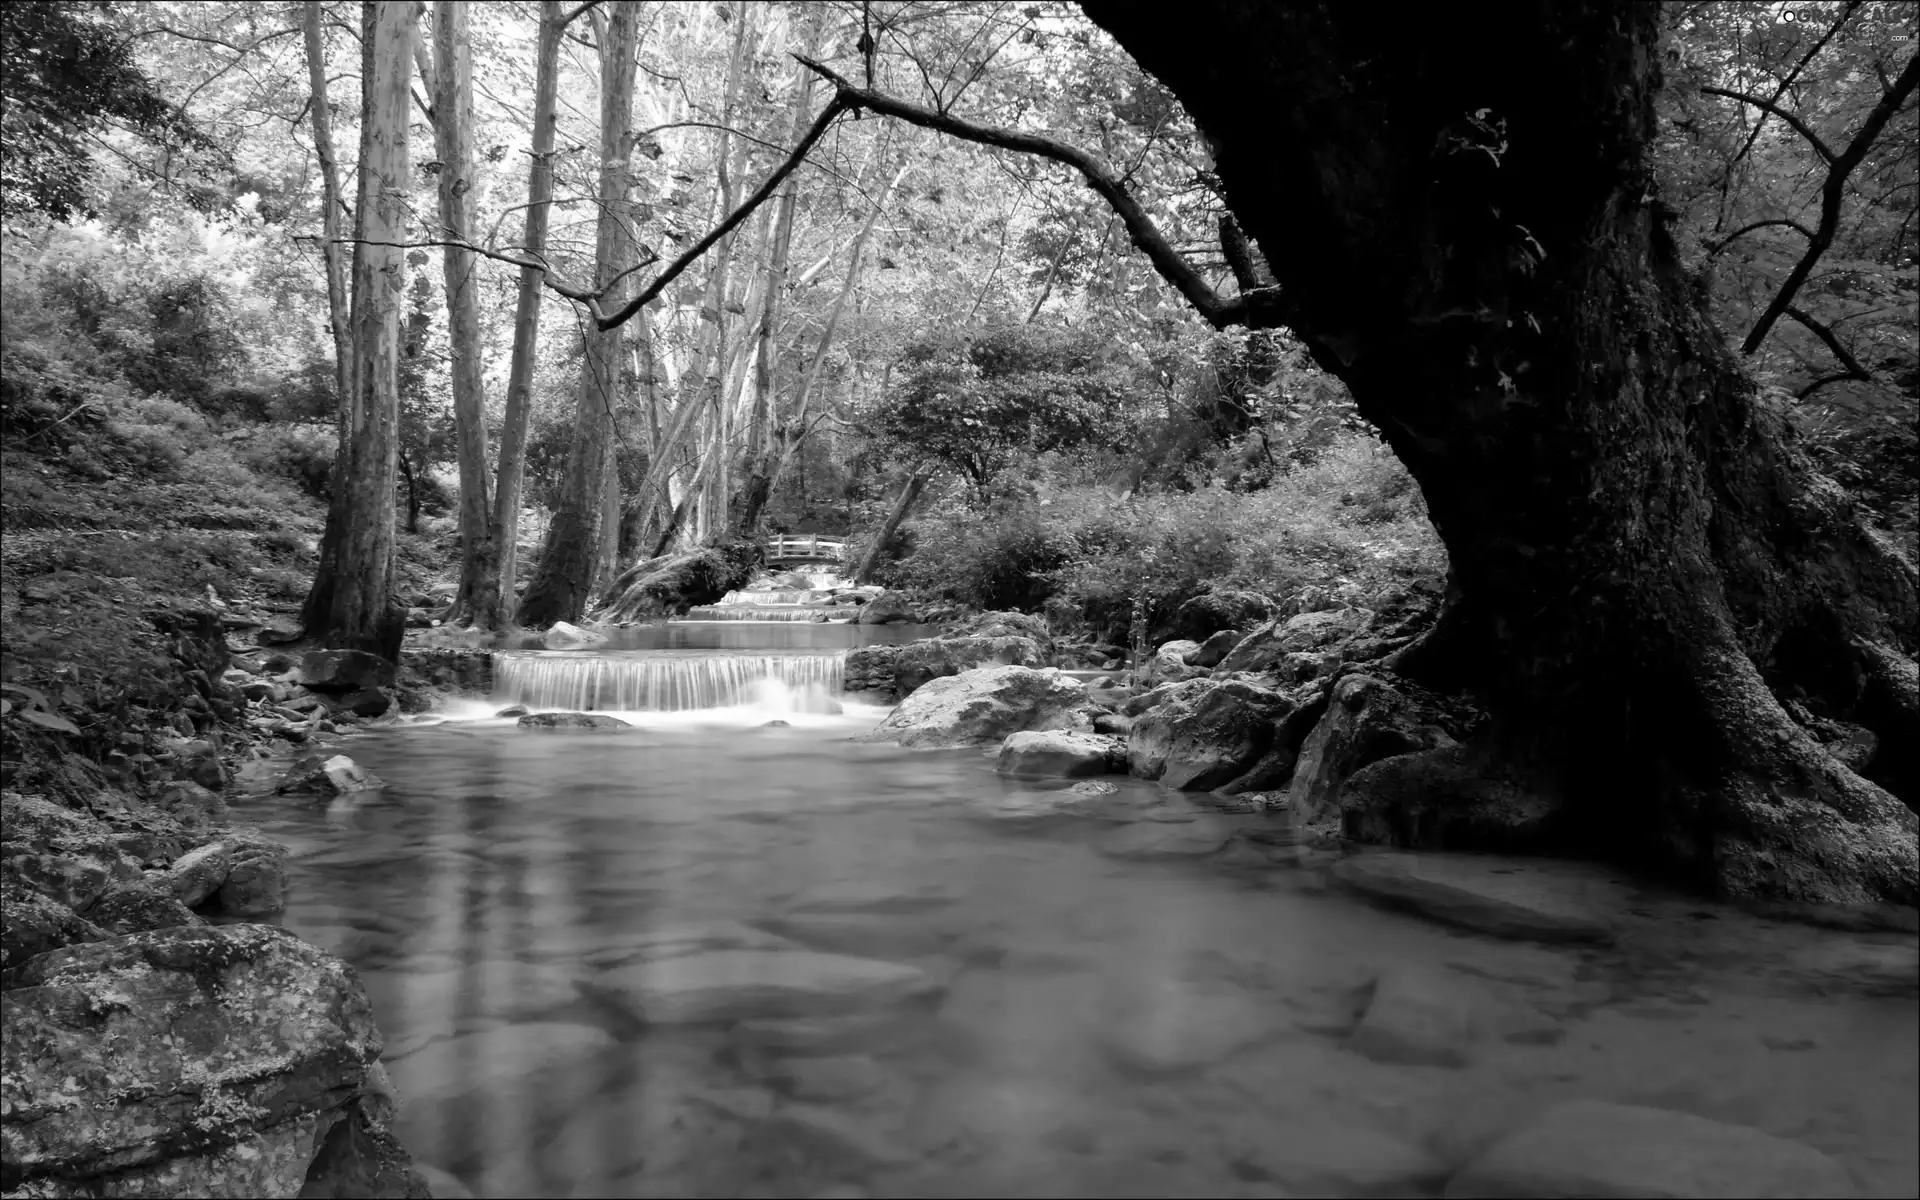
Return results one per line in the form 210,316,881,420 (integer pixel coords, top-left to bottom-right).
684,605,843,621
494,650,845,712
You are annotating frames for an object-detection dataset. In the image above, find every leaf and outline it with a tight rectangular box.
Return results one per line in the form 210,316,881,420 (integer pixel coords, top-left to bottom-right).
0,699,10,716
17,710,80,735
0,682,49,710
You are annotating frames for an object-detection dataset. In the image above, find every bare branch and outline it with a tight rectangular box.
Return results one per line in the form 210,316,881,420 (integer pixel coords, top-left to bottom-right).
331,236,603,304
1785,305,1875,390
1701,85,1837,164
793,55,1284,329
1706,217,1817,254
1739,51,1920,353
1726,2,1860,170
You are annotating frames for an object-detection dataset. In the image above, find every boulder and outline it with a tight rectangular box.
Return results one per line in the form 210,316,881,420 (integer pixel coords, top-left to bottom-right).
1167,590,1276,642
0,925,385,1197
892,636,1046,699
1147,639,1205,685
1445,1100,1856,1199
1189,628,1246,669
577,950,943,1025
320,687,392,719
256,615,305,645
296,649,397,693
863,666,1098,749
494,705,530,718
517,712,631,730
995,731,1122,778
1284,672,1470,821
172,740,228,791
856,592,918,625
1126,679,1294,791
0,885,104,970
152,780,228,830
1217,607,1374,675
215,837,290,917
1339,744,1565,852
278,753,386,795
1,794,139,913
1329,852,1621,944
1092,711,1134,736
542,620,609,649
165,841,232,909
85,880,200,936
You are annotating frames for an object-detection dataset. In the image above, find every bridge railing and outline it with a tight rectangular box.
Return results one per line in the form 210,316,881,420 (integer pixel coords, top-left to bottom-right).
765,534,848,561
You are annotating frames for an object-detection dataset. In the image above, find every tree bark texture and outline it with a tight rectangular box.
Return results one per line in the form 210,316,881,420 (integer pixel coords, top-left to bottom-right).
1092,3,1918,903
302,1,351,418
853,470,927,585
517,1,639,628
429,0,496,627
479,0,563,629
301,0,413,661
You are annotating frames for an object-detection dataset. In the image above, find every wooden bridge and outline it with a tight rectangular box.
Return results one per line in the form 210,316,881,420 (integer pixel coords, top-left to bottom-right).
764,533,848,566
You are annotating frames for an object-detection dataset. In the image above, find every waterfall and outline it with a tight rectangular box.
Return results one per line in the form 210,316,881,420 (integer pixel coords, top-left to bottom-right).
493,651,846,712
683,606,846,622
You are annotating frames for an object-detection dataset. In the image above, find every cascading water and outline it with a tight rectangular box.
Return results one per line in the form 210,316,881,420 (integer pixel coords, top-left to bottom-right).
493,650,846,713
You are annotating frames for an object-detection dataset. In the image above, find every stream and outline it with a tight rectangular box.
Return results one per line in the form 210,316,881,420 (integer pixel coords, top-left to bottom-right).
228,620,1920,1199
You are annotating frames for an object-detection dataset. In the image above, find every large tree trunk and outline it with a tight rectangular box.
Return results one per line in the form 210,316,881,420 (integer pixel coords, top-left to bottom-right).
300,0,413,661
1092,4,1918,904
516,2,639,628
301,1,351,415
853,470,927,585
478,0,564,628
428,0,495,627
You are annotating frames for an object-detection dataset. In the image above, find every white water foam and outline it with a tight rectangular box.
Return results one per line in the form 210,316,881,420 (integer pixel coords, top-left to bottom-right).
492,650,848,715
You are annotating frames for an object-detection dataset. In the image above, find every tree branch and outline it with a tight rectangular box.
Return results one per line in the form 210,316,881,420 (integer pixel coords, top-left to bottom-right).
1725,1,1860,170
1702,85,1837,164
591,96,852,331
793,54,1285,330
1739,51,1920,353
1705,217,1817,255
1785,304,1875,391
331,236,605,304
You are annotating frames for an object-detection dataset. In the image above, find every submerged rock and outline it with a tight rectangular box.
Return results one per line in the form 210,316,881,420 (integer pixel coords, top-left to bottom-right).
1444,1100,1857,1199
0,924,385,1197
995,730,1122,778
277,753,386,795
1330,852,1621,944
864,666,1097,749
1348,964,1487,1068
1101,979,1283,1077
1096,817,1235,860
577,949,943,1025
516,711,631,730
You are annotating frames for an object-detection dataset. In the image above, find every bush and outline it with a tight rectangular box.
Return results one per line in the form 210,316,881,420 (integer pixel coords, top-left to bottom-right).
235,423,334,499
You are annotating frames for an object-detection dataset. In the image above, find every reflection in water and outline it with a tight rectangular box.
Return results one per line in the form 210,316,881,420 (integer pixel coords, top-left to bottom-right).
235,689,1920,1199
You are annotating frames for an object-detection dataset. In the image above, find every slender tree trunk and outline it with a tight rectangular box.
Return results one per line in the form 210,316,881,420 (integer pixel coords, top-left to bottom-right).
1095,3,1919,904
477,0,562,629
302,1,351,415
517,2,639,627
426,0,495,626
853,470,927,584
301,0,414,660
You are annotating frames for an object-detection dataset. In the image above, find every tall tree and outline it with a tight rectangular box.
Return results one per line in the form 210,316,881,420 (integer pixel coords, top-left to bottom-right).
517,0,640,627
302,0,351,417
1074,5,1918,903
423,0,495,627
301,0,415,659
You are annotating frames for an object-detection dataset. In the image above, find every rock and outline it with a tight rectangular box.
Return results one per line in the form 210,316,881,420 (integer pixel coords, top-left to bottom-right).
577,950,943,1025
86,881,199,935
383,1022,617,1109
164,841,232,909
542,620,609,648
517,712,631,730
153,779,229,830
842,645,902,701
299,1102,428,1198
1445,1100,1857,1199
173,740,228,790
296,649,397,693
1339,744,1562,852
942,610,1055,656
1283,671,1474,821
892,636,1047,698
0,885,104,970
1126,679,1294,790
1230,1119,1446,1197
732,1011,928,1057
494,705,529,718
1,794,140,913
216,837,290,916
0,925,383,1194
864,666,1098,749
320,687,392,719
257,615,305,645
1347,964,1489,1067
995,730,1122,778
278,753,386,795
1096,818,1234,859
1330,852,1620,944
1168,590,1276,642
1190,628,1246,669
1148,639,1205,684
856,591,919,625
1092,711,1134,736
412,1164,474,1200
1101,979,1283,1077
1218,607,1374,675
